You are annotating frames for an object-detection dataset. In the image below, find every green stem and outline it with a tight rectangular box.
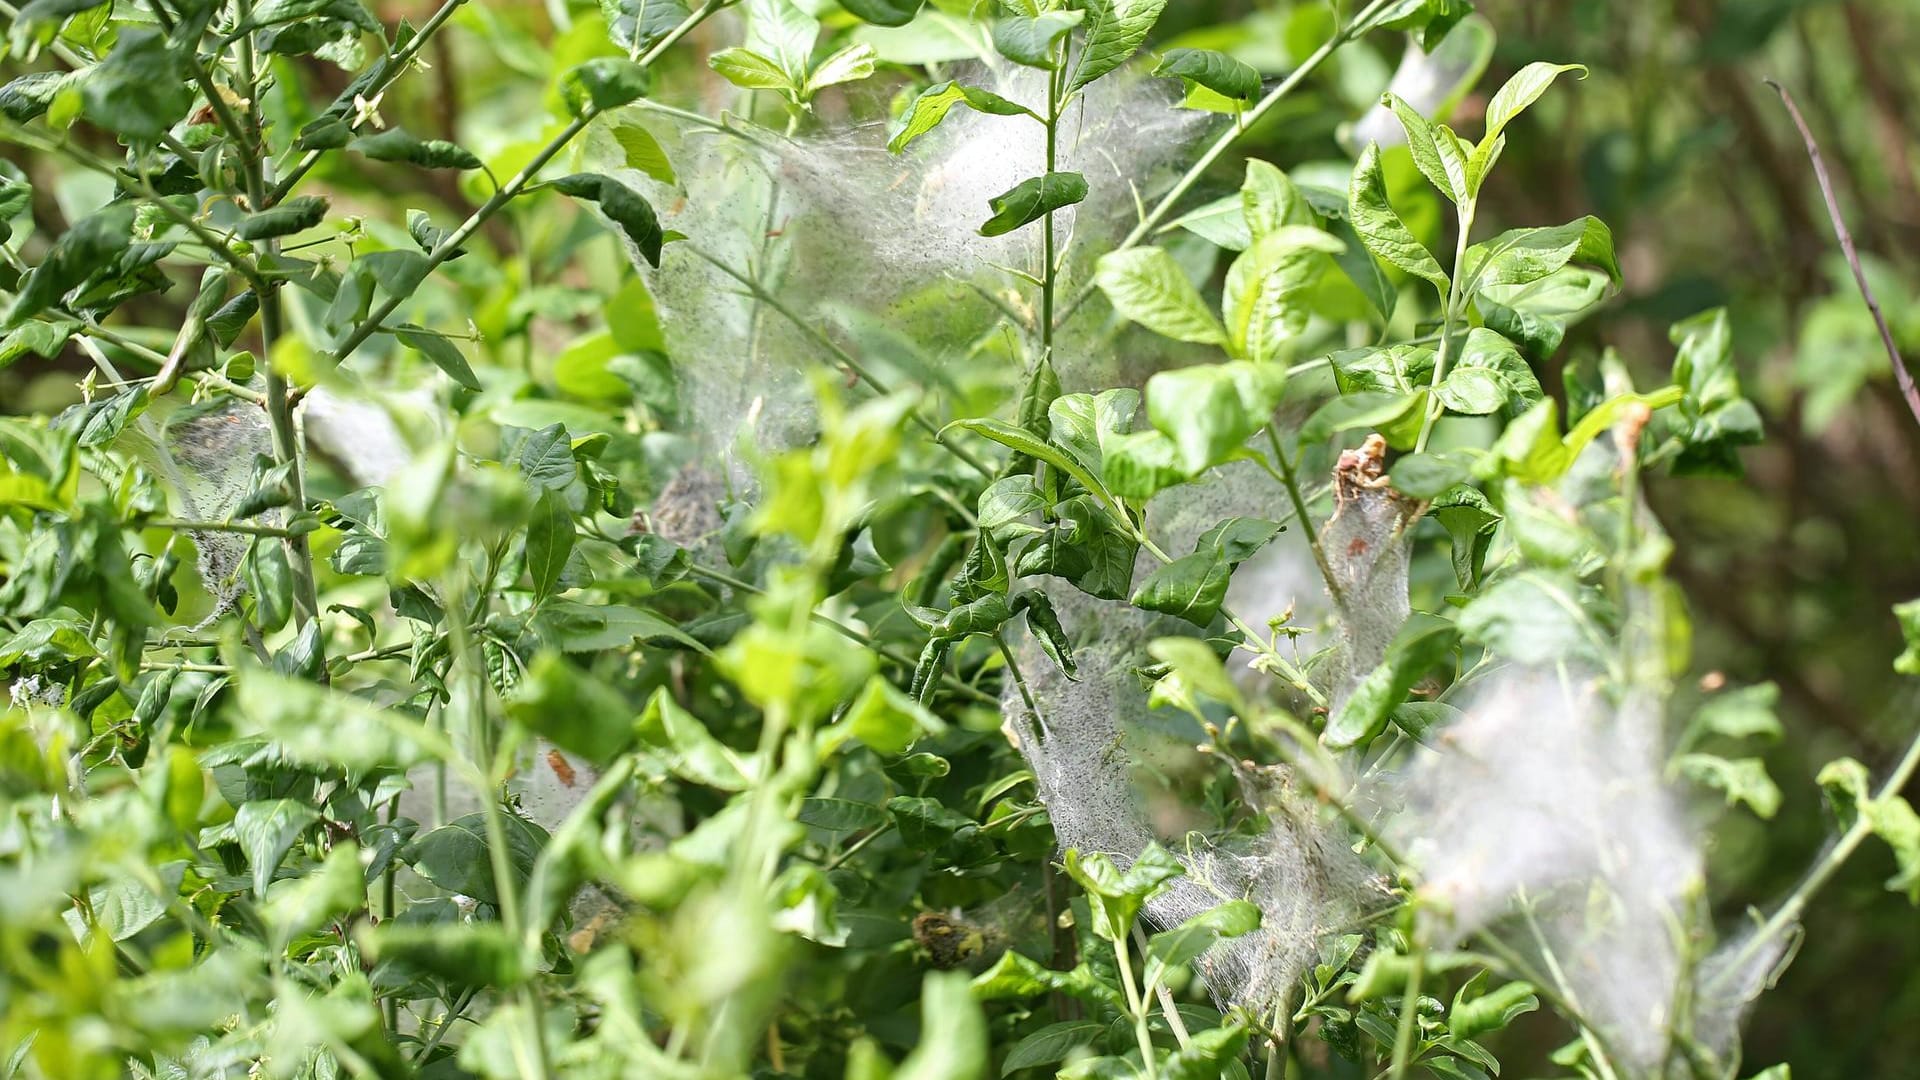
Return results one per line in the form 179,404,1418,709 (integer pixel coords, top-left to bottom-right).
1132,924,1192,1051
236,0,325,660
267,0,474,205
822,822,891,872
1387,945,1424,1079
1040,42,1062,355
1115,931,1160,1080
324,0,727,370
1264,424,1345,608
1414,200,1476,453
150,518,301,538
1712,722,1920,991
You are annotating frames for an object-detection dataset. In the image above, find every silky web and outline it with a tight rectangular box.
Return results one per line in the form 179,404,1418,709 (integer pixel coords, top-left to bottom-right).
1374,669,1705,1071
125,397,276,623
581,68,1210,479
1000,588,1366,1018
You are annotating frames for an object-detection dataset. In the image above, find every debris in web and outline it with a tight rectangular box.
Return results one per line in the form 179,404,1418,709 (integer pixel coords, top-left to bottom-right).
1319,434,1421,716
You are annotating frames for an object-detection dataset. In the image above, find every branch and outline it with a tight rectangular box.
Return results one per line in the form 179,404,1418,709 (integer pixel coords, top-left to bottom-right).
1765,79,1920,431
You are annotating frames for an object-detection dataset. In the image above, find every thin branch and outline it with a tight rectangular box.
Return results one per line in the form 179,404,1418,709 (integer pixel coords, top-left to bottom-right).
1765,79,1920,431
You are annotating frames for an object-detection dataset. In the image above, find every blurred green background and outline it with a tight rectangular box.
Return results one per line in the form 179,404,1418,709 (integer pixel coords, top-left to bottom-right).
5,1,1917,1074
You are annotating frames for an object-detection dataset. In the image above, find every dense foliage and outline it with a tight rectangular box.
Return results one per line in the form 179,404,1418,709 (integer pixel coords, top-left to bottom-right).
2,1,1918,1079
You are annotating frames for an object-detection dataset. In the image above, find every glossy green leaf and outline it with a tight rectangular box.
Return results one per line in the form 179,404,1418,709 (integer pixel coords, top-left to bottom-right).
1095,247,1228,345
978,172,1088,237
1349,143,1448,293
1069,0,1171,92
889,81,1034,154
1152,48,1261,103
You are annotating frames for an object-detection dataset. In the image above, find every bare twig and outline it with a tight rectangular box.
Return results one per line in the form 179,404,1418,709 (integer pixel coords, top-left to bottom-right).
1765,79,1920,430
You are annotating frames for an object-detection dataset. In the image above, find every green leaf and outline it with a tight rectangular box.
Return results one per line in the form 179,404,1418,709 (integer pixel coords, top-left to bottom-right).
524,488,575,601
1896,598,1920,676
80,29,192,140
1477,388,1682,485
1349,143,1448,293
1299,390,1426,450
947,416,1106,505
1478,265,1608,360
841,0,924,26
1199,516,1283,564
1449,974,1540,1041
972,950,1077,1001
1000,1021,1106,1074
1325,612,1459,750
235,798,319,898
533,598,706,653
394,326,482,390
560,57,652,116
1132,550,1231,627
1438,328,1542,415
1673,753,1782,819
1223,226,1344,362
237,666,429,776
991,10,1084,68
1667,308,1763,476
361,921,529,987
708,47,794,92
842,674,943,754
1049,388,1139,480
894,971,989,1080
1148,899,1261,968
1472,62,1587,188
1681,682,1782,750
1465,216,1619,290
549,172,664,267
1457,571,1600,666
977,475,1048,540
606,119,676,184
401,812,549,906
1431,484,1500,589
1014,591,1077,678
0,71,70,123
505,651,633,765
236,195,331,240
1148,637,1246,715
1385,92,1466,203
264,843,367,942
888,81,1034,154
1015,496,1138,601
1063,844,1184,941
638,688,753,790
1152,49,1260,103
1164,1024,1250,1080
979,172,1088,237
1241,160,1312,241
1069,0,1171,93
1144,361,1288,475
1102,429,1185,502
63,876,166,945
1095,247,1228,345
797,797,887,833
806,43,878,96
1388,451,1471,499
351,128,483,170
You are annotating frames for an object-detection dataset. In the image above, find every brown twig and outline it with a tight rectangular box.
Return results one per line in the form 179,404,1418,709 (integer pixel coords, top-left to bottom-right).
1766,78,1920,432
